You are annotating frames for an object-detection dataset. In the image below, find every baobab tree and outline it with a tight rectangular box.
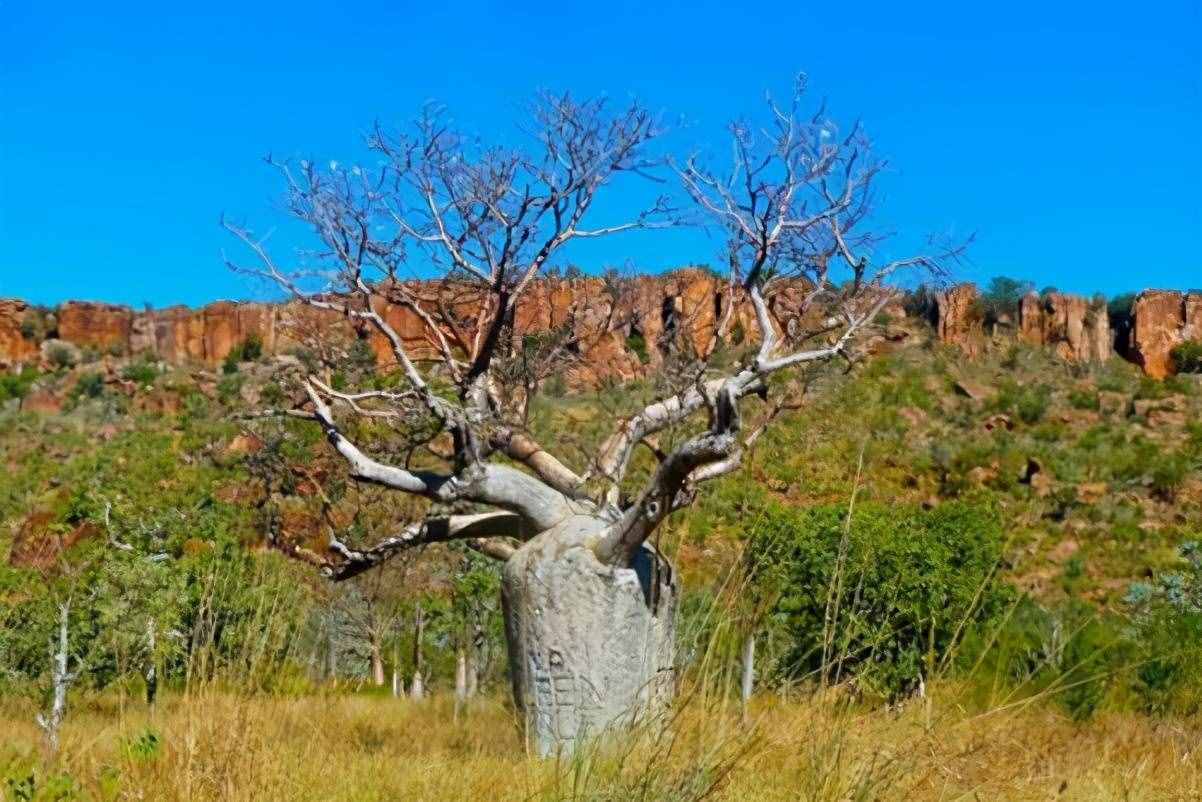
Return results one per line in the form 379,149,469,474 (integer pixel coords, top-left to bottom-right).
225,79,961,755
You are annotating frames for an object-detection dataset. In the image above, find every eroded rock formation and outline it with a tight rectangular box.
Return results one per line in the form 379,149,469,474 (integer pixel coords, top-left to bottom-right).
935,283,983,357
1130,290,1202,379
6,275,1199,381
1017,291,1110,363
0,299,39,366
0,270,809,386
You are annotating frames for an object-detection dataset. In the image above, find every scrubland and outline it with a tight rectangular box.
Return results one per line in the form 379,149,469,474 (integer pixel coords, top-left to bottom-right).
2,315,1201,801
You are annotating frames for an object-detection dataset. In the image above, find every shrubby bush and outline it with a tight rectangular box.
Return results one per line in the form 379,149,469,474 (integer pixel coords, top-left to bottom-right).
1172,341,1202,374
222,335,264,374
1126,540,1202,715
746,499,1011,700
0,367,39,402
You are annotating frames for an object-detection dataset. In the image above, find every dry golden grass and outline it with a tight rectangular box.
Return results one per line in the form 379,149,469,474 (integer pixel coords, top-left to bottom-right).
2,685,1199,802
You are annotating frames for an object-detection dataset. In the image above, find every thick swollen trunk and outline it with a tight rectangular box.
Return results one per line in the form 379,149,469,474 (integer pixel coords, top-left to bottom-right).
501,515,677,757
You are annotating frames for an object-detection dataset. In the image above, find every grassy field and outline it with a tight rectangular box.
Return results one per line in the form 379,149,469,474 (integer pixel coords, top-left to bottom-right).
2,685,1198,801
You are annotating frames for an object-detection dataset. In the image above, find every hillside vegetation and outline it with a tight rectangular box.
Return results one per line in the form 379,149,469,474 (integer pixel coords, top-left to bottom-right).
1,307,1200,800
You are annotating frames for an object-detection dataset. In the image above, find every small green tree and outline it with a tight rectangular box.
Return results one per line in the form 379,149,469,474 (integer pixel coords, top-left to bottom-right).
747,499,1010,700
982,276,1034,322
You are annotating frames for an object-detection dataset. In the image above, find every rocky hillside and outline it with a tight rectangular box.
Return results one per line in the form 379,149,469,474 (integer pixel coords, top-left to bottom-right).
2,292,1198,610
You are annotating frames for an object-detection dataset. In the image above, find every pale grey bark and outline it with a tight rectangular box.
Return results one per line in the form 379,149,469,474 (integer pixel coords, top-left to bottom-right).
36,601,73,754
144,617,158,708
502,515,676,756
451,649,466,707
410,604,425,701
370,638,385,687
740,632,756,720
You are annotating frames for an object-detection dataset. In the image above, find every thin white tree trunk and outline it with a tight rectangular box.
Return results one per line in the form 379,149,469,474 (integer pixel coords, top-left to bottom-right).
145,618,158,709
466,639,480,698
740,632,756,722
409,604,424,700
370,638,385,686
326,617,337,682
455,648,468,702
36,601,72,755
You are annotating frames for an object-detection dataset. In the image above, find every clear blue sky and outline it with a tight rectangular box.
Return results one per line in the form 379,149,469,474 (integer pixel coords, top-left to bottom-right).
2,1,1199,308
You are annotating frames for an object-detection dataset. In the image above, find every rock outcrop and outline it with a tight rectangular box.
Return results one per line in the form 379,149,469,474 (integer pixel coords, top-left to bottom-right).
4,275,1199,382
0,270,815,386
0,299,39,366
57,301,134,355
1129,290,1202,379
1017,291,1110,363
935,283,983,356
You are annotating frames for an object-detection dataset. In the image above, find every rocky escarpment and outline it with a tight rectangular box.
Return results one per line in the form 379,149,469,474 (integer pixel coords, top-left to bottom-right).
0,269,814,387
6,275,1199,382
936,282,1198,376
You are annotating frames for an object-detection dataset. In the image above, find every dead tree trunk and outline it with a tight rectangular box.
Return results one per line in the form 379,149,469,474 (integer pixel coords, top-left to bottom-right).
391,640,401,697
740,632,756,722
502,519,677,757
370,636,386,687
409,604,425,700
36,601,73,755
467,623,482,698
454,648,468,718
144,618,158,709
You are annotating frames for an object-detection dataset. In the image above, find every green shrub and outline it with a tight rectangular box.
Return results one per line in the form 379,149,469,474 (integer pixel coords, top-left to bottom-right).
217,374,243,404
746,499,1010,700
121,359,159,386
0,368,40,402
1015,385,1051,424
625,333,649,364
1149,452,1190,501
982,276,1033,323
72,372,105,400
1068,389,1100,411
1126,541,1202,715
47,344,74,369
1172,341,1202,374
223,335,264,374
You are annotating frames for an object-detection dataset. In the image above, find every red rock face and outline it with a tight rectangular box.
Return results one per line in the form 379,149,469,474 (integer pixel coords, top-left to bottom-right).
6,276,1195,385
8,510,102,570
935,283,983,356
0,299,39,366
1131,290,1191,379
1019,291,1109,363
1185,293,1202,344
57,301,134,355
